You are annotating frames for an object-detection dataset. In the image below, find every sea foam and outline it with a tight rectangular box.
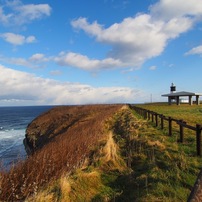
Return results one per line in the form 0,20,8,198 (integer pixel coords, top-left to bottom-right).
0,128,26,168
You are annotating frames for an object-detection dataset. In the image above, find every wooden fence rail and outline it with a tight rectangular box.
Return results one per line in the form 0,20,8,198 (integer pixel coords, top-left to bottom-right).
129,105,202,156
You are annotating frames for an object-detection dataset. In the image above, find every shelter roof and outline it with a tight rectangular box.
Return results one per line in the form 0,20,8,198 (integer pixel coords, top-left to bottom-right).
162,91,202,97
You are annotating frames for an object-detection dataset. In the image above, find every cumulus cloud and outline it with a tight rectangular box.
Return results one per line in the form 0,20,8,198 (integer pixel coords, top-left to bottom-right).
25,36,36,43
29,53,49,63
0,0,51,26
185,45,202,56
55,52,123,70
0,56,33,68
68,0,202,70
150,0,202,20
71,15,167,68
0,32,36,45
1,0,201,72
0,53,50,68
0,64,144,105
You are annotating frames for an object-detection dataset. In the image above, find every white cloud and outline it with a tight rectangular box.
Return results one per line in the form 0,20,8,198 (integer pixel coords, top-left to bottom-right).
55,52,123,70
0,53,49,68
71,17,102,36
50,70,62,76
0,33,36,45
25,36,36,43
16,4,51,19
185,45,202,55
0,7,11,25
71,15,167,68
0,64,145,106
0,0,51,26
161,17,193,39
69,0,202,70
29,53,49,63
149,66,157,70
1,0,202,72
150,0,202,20
0,53,53,69
0,56,33,68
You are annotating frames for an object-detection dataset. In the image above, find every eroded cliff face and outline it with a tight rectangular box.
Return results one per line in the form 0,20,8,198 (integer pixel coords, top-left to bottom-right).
24,106,82,154
24,105,123,154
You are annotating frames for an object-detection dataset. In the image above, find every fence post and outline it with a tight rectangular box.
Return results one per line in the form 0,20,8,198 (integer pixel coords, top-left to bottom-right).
155,113,158,127
148,111,150,120
168,117,172,136
179,120,184,143
144,110,147,119
141,109,144,117
152,112,154,123
196,124,202,156
160,115,164,129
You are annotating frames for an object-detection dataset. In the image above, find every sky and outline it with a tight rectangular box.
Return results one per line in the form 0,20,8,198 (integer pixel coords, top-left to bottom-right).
1,0,202,106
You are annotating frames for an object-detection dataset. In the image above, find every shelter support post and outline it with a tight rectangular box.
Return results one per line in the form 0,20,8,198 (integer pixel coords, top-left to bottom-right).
168,97,172,105
189,95,193,105
196,95,200,105
176,96,180,105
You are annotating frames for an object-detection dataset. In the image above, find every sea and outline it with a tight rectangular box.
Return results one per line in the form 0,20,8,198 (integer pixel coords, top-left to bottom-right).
0,106,54,169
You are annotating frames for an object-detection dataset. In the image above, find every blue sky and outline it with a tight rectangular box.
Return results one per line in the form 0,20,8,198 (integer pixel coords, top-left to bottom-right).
1,0,202,106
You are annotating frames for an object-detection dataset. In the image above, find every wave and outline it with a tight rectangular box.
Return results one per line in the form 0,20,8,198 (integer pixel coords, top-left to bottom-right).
0,129,26,168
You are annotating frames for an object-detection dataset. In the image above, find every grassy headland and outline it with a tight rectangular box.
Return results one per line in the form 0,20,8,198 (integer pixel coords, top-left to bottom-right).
0,104,202,201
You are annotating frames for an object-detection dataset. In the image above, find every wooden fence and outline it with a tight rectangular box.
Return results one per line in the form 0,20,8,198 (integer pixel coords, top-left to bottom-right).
130,105,202,156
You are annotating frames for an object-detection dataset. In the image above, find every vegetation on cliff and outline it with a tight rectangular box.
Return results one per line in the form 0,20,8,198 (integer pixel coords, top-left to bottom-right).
0,104,123,201
0,104,202,201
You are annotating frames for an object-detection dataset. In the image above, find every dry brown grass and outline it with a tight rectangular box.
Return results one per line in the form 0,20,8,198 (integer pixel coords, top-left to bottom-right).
60,170,103,202
99,131,127,171
25,129,126,202
0,104,124,201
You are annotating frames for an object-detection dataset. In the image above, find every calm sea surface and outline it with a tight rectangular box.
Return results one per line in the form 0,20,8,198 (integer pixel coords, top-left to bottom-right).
0,106,53,169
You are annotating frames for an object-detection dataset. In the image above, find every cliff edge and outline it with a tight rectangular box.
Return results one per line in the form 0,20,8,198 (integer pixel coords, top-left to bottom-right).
24,104,122,154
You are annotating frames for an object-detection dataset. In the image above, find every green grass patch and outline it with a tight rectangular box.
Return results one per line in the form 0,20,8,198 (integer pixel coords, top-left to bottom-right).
135,103,202,126
111,106,202,201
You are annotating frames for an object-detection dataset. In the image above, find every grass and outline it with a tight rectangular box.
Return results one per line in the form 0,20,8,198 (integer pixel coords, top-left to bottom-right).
135,102,202,126
0,103,202,201
119,107,202,201
132,103,202,156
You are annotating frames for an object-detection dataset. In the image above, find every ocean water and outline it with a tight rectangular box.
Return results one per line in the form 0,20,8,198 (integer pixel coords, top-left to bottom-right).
0,106,53,169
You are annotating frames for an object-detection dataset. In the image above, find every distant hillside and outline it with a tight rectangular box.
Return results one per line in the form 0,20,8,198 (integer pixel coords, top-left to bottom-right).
0,104,201,201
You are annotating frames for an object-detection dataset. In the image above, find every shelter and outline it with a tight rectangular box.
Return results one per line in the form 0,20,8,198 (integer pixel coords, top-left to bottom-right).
162,83,202,105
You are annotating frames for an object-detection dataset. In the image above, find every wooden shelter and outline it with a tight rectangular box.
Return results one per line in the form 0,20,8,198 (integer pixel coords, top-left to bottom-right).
162,91,202,105
162,83,202,105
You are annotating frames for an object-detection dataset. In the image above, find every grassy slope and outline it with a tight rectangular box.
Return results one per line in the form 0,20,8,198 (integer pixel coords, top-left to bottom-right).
1,104,202,201
27,105,202,201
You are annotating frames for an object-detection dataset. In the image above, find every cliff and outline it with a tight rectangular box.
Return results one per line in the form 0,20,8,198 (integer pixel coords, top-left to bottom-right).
24,104,122,154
